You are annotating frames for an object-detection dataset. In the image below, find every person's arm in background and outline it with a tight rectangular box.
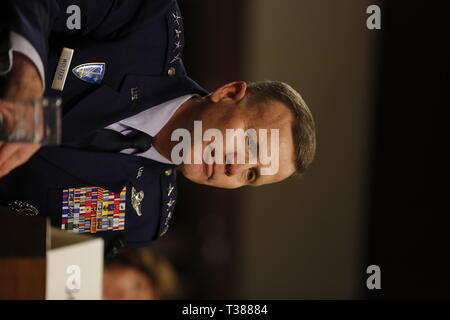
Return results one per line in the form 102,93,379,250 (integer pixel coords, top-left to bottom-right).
0,51,43,178
0,0,156,178
0,0,77,178
0,48,43,175
0,0,58,178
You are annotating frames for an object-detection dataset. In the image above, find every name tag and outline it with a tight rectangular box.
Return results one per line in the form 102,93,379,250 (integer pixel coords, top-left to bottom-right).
51,47,74,91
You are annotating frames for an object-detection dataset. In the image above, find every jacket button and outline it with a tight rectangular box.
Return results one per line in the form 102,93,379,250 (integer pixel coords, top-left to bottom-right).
167,67,176,77
164,169,173,176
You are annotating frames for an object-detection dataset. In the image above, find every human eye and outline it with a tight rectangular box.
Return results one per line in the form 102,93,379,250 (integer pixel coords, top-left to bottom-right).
247,168,257,182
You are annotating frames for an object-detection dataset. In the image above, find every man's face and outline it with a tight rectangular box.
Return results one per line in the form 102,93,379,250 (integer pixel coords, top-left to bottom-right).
178,84,296,189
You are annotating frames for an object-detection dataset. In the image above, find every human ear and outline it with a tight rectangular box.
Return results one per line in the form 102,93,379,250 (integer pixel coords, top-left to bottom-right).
210,81,247,103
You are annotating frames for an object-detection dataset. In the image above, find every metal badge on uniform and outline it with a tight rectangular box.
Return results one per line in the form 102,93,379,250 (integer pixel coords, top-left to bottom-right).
131,187,144,216
136,166,144,179
61,186,126,233
160,182,176,237
72,62,105,84
51,47,74,91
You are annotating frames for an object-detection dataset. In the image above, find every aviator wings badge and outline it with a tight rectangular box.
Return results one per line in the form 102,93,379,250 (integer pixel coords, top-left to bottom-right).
131,187,144,216
72,62,105,84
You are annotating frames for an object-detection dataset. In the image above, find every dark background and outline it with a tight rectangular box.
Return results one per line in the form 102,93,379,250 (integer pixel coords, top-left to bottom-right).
365,1,449,299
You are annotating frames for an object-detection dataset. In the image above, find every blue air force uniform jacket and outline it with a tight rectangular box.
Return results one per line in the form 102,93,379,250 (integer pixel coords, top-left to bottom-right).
0,0,208,256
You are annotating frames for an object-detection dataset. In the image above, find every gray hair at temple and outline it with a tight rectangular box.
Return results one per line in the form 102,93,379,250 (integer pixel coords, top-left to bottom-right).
246,80,316,176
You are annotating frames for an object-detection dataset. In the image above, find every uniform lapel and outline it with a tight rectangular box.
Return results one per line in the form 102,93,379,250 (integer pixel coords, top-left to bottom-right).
61,84,130,144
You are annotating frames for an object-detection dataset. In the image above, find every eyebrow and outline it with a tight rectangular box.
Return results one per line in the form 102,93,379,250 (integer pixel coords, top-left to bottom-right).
248,134,261,186
247,131,258,159
244,126,273,186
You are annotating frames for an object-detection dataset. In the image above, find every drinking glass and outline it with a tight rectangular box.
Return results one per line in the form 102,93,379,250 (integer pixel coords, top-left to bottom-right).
0,97,62,144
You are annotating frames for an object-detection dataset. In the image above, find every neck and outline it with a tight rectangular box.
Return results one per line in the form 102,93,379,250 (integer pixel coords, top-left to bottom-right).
151,96,203,162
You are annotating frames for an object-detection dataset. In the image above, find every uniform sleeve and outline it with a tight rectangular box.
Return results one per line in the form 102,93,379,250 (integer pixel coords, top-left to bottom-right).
9,31,46,90
0,36,13,76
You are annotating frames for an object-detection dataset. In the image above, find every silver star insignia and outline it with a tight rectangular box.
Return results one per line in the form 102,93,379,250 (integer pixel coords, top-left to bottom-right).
172,12,182,25
174,41,181,50
167,184,175,197
170,53,181,64
160,224,169,237
167,198,175,208
175,29,182,38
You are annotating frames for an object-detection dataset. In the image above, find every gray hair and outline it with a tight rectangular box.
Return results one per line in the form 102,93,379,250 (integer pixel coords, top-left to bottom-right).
247,80,316,176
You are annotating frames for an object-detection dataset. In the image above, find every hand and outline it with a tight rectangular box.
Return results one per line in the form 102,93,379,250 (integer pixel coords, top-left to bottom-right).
0,52,43,178
0,142,41,178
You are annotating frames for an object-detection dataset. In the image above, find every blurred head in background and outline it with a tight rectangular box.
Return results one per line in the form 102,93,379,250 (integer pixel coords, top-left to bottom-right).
103,248,179,300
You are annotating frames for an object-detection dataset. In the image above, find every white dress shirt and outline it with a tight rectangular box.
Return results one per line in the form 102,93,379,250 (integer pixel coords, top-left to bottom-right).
105,94,195,164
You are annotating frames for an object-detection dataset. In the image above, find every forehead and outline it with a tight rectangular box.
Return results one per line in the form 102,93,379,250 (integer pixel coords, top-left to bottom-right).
246,100,297,186
246,99,294,127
